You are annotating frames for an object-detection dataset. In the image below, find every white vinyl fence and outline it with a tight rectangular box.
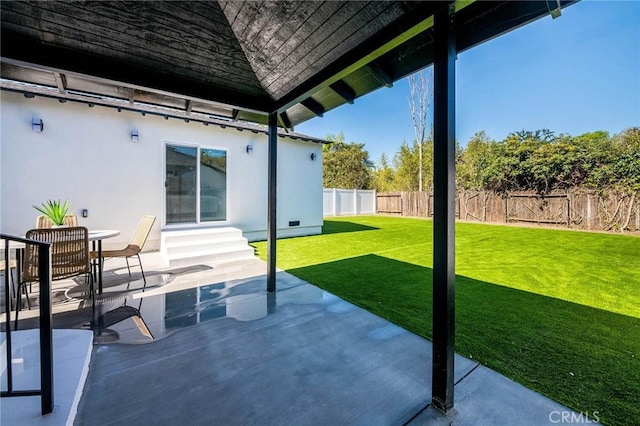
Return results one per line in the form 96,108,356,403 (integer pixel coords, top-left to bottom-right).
323,188,377,216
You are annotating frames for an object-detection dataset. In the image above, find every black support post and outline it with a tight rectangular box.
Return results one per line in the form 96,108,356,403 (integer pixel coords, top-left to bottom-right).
267,111,278,292
38,244,54,414
432,2,456,413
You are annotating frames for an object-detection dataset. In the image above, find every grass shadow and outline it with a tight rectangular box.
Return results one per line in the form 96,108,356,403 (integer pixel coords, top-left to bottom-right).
321,219,379,235
286,254,640,426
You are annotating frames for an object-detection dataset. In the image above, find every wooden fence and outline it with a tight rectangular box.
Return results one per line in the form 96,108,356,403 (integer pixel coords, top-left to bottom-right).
376,190,640,233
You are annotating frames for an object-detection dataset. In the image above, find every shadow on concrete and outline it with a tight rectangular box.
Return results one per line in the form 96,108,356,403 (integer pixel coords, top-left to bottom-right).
286,254,640,426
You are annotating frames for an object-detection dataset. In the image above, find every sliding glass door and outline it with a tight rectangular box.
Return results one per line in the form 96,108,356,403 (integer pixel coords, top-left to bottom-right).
165,144,227,225
199,148,227,221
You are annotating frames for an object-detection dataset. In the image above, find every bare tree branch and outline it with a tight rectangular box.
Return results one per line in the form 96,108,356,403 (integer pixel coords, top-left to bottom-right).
408,68,433,191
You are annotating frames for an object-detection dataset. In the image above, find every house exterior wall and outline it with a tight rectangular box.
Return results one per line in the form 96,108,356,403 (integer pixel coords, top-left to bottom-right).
0,92,323,249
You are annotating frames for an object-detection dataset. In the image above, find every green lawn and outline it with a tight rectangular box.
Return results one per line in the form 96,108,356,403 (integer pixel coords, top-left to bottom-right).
253,216,640,425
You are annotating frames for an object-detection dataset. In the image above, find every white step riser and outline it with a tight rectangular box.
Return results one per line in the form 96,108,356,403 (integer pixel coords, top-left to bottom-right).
167,248,255,268
164,236,248,249
162,230,243,245
165,239,250,256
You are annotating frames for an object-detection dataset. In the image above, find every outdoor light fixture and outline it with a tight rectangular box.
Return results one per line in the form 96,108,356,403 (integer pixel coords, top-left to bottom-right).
32,117,44,132
246,145,253,154
310,153,317,161
131,129,139,142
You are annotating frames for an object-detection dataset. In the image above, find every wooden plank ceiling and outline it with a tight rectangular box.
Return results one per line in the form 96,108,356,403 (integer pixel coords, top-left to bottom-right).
0,1,578,128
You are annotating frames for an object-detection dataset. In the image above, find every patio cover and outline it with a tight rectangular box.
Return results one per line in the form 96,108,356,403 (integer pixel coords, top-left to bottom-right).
1,1,575,127
0,0,579,414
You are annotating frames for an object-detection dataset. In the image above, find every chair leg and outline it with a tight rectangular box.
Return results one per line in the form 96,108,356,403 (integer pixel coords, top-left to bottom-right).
14,282,23,330
24,284,31,310
14,303,19,330
125,257,131,277
9,268,16,311
16,281,31,310
137,254,147,286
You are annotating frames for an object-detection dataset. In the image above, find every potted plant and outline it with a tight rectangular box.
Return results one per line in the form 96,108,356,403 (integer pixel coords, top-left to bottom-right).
33,199,70,226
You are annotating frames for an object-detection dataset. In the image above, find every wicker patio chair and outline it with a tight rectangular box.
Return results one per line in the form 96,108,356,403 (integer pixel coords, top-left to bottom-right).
14,226,92,329
36,214,78,228
91,215,156,284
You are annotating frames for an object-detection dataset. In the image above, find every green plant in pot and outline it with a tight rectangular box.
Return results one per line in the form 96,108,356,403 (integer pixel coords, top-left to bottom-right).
33,199,70,226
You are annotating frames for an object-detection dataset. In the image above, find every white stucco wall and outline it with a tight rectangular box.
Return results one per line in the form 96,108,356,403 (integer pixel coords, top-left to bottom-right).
0,91,323,249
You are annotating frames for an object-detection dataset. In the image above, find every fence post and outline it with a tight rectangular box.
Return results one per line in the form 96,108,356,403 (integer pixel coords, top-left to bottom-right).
373,189,377,213
504,194,509,223
586,194,592,230
332,189,338,216
354,189,358,215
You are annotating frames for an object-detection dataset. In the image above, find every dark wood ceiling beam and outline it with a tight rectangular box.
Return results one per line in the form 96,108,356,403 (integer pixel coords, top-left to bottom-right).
53,72,66,93
365,62,393,88
279,111,292,130
300,97,325,118
329,80,355,104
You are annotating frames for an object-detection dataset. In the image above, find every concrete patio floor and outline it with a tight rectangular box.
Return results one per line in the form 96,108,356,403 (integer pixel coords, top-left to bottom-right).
3,252,586,425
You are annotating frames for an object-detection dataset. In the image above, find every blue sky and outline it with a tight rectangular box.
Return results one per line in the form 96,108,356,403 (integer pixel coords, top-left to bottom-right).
296,0,640,165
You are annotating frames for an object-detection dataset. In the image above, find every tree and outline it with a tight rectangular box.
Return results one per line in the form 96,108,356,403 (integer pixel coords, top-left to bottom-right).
372,153,396,192
408,68,434,191
323,133,373,189
610,127,640,192
457,131,494,190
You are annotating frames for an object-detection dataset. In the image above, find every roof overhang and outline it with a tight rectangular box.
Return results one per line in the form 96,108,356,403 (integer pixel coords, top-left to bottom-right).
1,1,578,128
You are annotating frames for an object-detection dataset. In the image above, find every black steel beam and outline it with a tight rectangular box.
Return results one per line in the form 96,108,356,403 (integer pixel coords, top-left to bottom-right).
431,2,456,414
267,111,278,292
329,80,356,104
300,97,325,117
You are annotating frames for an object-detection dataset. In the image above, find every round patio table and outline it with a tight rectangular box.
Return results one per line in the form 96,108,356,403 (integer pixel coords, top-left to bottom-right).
88,230,120,294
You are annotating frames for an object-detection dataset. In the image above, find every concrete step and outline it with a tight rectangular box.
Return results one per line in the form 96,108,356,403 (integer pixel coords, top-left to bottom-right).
160,227,255,268
161,227,243,245
166,246,255,268
164,237,249,256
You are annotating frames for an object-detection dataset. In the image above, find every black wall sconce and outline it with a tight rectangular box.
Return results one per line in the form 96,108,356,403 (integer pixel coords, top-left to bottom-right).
32,117,44,132
131,129,139,142
310,152,317,161
246,145,253,154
